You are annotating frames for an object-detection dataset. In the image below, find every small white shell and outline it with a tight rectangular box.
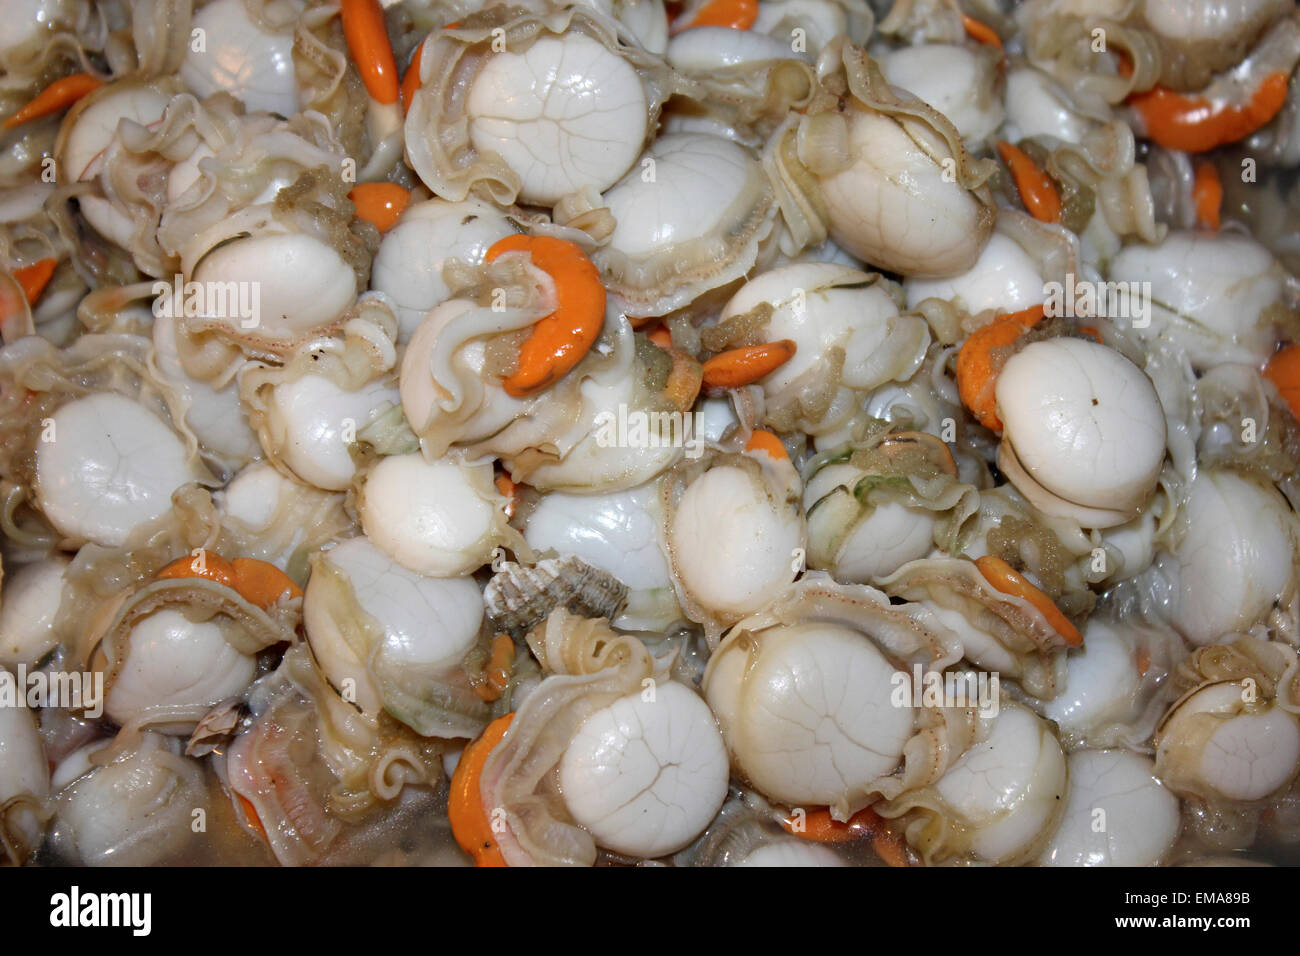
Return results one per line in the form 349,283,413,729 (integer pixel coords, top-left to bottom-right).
484,555,628,639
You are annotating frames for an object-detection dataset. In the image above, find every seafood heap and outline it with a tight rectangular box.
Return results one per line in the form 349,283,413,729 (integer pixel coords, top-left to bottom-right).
2,0,1300,868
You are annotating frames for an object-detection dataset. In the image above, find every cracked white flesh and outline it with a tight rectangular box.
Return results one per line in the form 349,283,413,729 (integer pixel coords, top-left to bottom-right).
1168,470,1295,646
0,555,69,667
905,233,1045,316
268,373,399,491
720,263,908,392
732,841,846,867
371,199,515,341
1108,232,1282,367
304,535,482,717
817,104,988,277
1159,681,1300,801
995,338,1166,514
105,608,257,729
1196,708,1300,801
1042,619,1139,736
880,44,1002,144
934,704,1066,863
1039,749,1180,866
603,132,755,259
180,0,297,116
35,393,198,548
559,681,728,857
668,465,802,619
360,453,504,576
466,33,647,205
704,622,914,807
